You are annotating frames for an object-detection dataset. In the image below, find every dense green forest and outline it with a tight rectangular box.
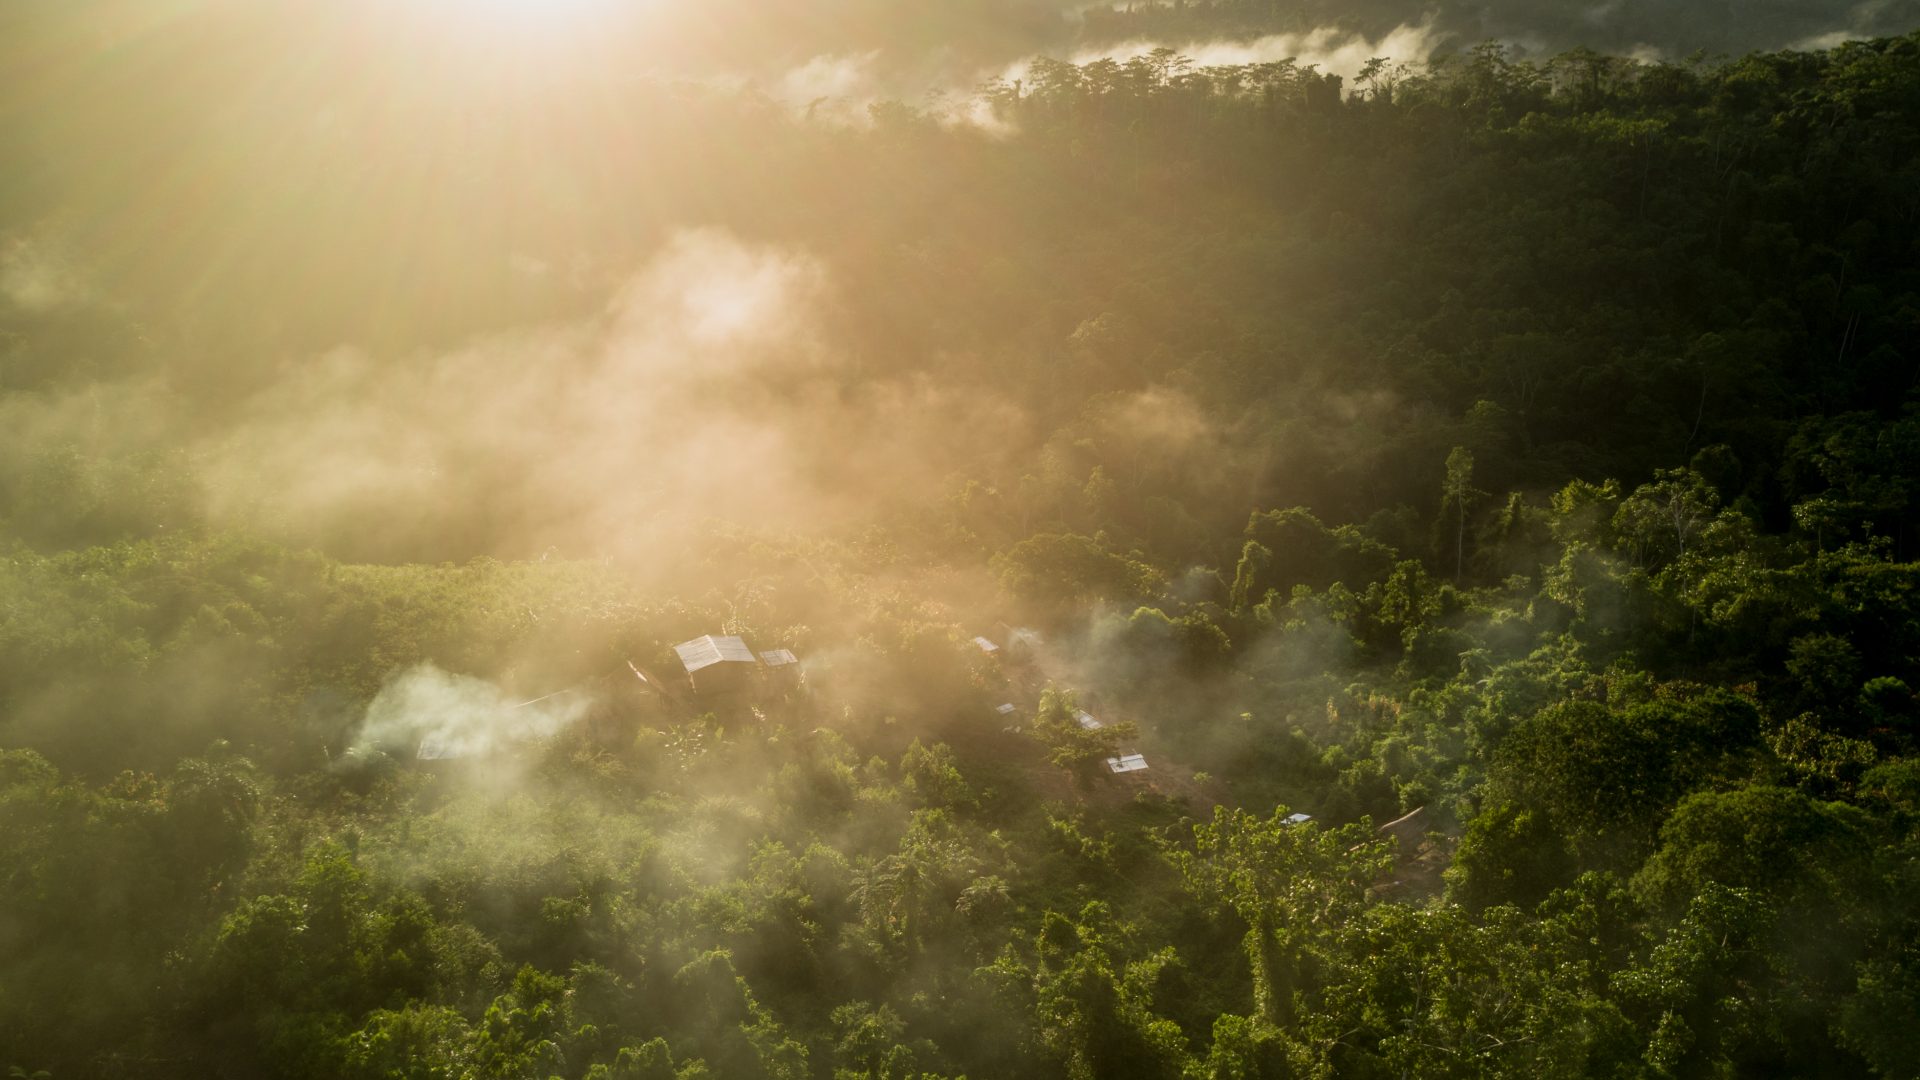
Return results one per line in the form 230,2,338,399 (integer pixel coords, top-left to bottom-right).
4,5,1920,1077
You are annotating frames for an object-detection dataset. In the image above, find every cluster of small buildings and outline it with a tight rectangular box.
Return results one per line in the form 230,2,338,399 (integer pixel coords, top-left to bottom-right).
977,623,1154,777
972,623,1042,661
669,634,803,698
414,632,804,762
409,618,1433,872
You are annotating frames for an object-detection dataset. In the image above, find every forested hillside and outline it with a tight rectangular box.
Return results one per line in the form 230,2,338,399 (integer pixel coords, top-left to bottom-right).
3,9,1919,1078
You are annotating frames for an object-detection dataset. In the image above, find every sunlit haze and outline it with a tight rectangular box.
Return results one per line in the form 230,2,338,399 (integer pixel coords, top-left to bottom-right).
3,1,1918,1078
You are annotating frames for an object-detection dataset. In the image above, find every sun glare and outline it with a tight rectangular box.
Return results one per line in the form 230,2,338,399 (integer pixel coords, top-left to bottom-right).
378,0,650,67
410,0,629,34
473,0,612,17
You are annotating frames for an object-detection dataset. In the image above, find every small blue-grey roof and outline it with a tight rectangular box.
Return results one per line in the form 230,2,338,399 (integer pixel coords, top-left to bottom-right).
674,635,758,674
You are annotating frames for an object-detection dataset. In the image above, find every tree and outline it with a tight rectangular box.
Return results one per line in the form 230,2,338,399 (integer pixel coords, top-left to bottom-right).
1241,509,1396,599
1305,882,1641,1077
901,740,974,809
1028,688,1138,780
992,533,1164,613
1171,806,1390,1026
586,1038,711,1079
1837,949,1920,1078
1614,885,1782,1076
338,1005,475,1080
980,903,1190,1080
829,1001,943,1080
1613,468,1718,568
1474,692,1762,877
1228,539,1273,614
850,810,998,960
1631,785,1875,917
1441,447,1484,582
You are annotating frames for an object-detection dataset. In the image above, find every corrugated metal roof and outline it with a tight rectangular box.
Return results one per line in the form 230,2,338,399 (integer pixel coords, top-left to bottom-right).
1106,754,1149,773
674,635,758,674
972,636,1000,653
759,649,798,667
1076,711,1103,730
995,703,1017,715
1284,813,1313,825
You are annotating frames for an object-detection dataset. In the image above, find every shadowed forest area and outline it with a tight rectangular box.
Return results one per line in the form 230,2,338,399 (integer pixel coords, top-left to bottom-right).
3,3,1920,1077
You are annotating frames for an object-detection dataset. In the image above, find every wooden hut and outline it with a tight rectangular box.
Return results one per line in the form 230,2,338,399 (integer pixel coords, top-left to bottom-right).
673,634,762,699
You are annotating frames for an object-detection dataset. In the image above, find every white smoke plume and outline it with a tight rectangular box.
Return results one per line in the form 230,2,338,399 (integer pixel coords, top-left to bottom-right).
1,237,90,313
350,662,595,761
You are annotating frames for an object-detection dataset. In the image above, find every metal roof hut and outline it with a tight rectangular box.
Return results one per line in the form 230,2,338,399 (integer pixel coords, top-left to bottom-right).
674,634,762,698
758,648,802,692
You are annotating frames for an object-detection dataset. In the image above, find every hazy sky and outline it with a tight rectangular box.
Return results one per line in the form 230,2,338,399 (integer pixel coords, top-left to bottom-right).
1,0,1915,564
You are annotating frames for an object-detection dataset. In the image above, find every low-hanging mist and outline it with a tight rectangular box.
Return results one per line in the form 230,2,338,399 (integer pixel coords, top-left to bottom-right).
771,19,1448,127
3,5,1920,1078
202,230,1030,563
